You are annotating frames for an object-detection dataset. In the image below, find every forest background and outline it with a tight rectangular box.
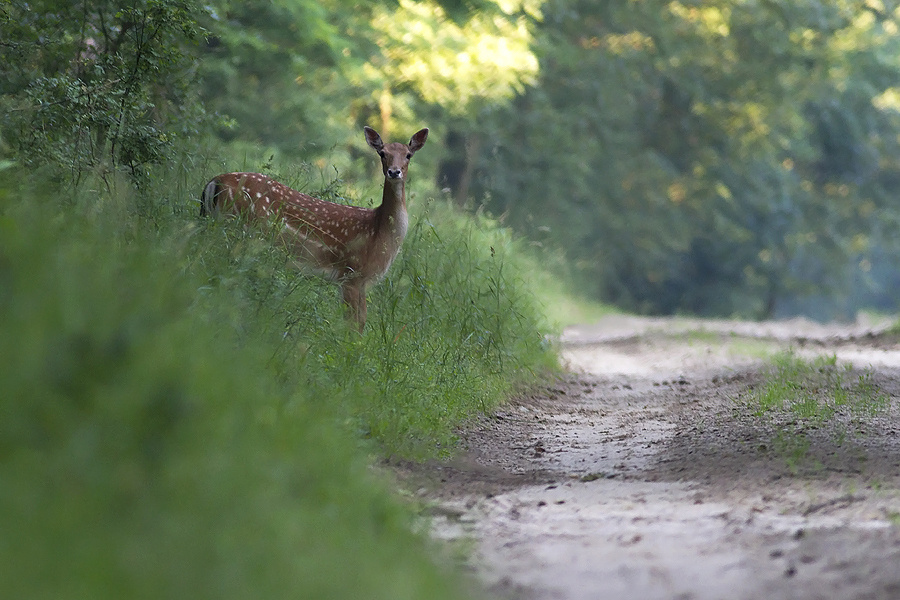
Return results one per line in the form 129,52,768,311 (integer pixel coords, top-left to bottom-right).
3,1,900,599
5,0,900,320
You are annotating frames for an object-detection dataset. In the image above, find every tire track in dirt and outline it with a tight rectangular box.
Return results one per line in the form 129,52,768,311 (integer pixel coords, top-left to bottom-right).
403,315,900,600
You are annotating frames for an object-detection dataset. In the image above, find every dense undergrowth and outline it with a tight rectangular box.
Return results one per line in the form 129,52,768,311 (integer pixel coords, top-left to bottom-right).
0,161,556,599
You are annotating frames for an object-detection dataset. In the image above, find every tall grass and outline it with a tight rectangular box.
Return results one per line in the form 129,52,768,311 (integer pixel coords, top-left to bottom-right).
0,159,555,598
188,164,557,456
354,199,556,454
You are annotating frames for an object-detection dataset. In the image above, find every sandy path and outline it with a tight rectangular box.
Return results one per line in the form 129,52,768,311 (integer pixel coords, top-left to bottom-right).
408,315,900,600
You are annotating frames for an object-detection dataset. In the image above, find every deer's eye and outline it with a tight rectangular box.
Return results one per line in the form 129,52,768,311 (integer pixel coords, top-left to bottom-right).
379,151,386,158
406,153,412,159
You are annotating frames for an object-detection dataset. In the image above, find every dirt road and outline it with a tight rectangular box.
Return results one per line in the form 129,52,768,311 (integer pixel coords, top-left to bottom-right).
405,315,900,600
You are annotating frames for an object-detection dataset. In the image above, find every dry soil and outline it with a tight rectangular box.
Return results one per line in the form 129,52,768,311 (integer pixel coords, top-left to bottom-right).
397,314,900,600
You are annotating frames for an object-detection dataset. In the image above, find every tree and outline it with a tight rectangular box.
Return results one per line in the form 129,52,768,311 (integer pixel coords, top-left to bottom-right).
0,0,204,185
468,0,900,318
196,0,541,196
362,0,540,203
196,0,355,156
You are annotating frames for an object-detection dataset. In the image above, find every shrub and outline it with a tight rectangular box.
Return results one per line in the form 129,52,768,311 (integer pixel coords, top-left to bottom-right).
0,179,476,599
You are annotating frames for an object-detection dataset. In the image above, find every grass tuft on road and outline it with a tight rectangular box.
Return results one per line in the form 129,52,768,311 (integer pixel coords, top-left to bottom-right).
746,350,893,472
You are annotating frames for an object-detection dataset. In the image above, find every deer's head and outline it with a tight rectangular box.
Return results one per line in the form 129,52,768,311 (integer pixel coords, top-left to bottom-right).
365,126,429,187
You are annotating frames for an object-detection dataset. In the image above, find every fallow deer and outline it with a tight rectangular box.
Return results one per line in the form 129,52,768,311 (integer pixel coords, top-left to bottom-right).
201,126,428,331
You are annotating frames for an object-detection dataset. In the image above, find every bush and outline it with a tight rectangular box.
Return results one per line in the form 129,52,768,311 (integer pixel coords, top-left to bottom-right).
0,163,554,598
0,178,476,599
190,174,556,457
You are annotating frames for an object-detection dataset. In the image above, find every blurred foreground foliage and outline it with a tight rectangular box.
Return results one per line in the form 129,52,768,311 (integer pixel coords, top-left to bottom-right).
0,163,550,597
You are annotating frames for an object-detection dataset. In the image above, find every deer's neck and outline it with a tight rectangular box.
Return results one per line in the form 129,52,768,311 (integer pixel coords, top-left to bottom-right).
375,178,408,241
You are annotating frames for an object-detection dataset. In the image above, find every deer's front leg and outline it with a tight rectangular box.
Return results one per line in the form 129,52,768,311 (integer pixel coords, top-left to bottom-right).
341,280,367,333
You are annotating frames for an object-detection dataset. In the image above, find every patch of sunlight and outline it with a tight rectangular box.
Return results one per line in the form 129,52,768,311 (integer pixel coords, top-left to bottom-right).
873,88,900,112
495,0,542,19
667,2,731,37
368,0,539,115
604,31,655,54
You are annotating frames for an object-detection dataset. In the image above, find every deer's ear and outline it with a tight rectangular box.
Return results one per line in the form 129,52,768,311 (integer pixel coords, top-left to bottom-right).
364,126,384,152
408,128,428,154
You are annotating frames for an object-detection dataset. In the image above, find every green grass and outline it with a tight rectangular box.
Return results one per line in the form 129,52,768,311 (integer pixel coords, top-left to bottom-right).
751,351,888,421
192,193,557,457
747,350,891,472
0,162,556,599
361,199,557,453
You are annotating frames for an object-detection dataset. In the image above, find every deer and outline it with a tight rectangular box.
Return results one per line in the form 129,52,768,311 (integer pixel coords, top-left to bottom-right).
201,126,429,332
